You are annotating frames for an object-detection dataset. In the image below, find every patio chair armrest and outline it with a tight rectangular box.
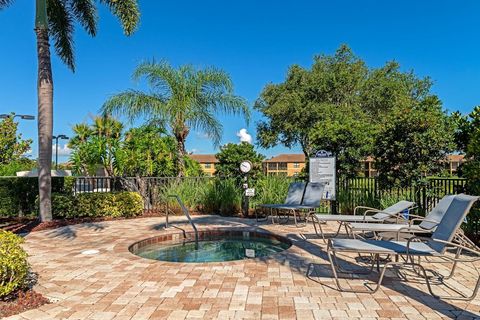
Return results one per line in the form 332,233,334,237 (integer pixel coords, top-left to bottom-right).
430,238,480,262
407,213,425,220
353,206,380,216
408,218,439,227
405,235,431,254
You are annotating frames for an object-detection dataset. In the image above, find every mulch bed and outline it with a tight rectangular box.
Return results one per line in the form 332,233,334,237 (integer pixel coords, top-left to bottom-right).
0,290,50,318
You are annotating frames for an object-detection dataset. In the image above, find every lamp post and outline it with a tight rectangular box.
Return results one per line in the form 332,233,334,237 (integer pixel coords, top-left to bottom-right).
0,114,35,120
53,134,69,170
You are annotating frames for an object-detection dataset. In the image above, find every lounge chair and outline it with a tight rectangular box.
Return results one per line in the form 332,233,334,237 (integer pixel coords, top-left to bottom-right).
272,182,326,227
347,195,455,240
310,194,479,300
255,182,306,223
309,200,416,240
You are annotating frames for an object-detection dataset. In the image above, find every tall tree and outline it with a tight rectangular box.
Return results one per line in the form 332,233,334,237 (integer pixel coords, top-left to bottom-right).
0,1,140,221
374,99,454,187
0,115,32,165
215,142,265,180
256,44,447,176
102,60,249,176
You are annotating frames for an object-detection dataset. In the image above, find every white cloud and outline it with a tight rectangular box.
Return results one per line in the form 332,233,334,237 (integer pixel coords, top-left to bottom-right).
53,144,72,156
236,128,252,144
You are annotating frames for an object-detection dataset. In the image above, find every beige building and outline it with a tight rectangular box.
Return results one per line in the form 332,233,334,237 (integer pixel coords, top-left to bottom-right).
263,154,306,177
189,154,219,176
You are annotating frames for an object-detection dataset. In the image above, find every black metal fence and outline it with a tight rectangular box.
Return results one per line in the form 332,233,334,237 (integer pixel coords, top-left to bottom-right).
336,177,467,215
72,175,468,215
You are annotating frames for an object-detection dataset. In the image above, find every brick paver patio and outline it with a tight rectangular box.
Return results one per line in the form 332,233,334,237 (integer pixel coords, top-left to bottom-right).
6,215,480,319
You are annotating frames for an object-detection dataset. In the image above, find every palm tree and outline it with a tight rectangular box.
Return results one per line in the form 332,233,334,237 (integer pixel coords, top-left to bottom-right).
102,60,250,176
0,0,140,221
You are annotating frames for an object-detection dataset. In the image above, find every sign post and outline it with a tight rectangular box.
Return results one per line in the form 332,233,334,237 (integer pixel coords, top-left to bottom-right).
309,150,336,213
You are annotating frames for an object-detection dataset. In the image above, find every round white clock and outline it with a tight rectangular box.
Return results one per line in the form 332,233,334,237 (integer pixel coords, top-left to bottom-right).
239,160,252,173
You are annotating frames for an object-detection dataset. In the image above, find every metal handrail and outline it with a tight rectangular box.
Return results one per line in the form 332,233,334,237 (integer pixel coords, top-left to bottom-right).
167,195,199,249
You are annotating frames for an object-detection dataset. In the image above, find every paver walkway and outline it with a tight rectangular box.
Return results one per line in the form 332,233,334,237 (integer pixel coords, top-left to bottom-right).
6,215,480,319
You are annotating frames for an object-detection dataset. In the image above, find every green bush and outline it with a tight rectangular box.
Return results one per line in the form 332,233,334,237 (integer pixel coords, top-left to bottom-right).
0,177,73,217
202,179,242,215
0,231,29,297
51,193,76,218
251,175,292,207
76,193,119,217
51,192,143,218
112,192,144,217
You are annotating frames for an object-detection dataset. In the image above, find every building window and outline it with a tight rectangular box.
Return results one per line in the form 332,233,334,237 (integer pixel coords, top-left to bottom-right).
204,163,211,169
293,163,300,168
278,162,287,170
267,163,277,170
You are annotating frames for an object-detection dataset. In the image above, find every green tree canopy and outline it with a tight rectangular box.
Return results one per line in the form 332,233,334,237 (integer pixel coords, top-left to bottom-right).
0,115,32,165
256,44,452,179
102,60,249,176
215,142,265,179
374,100,454,187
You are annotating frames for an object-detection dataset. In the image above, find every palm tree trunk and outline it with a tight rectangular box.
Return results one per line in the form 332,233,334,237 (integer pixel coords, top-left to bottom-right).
176,137,186,177
35,1,53,222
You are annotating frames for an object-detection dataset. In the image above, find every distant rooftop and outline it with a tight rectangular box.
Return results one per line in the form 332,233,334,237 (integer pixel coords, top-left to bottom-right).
189,154,219,163
264,154,306,163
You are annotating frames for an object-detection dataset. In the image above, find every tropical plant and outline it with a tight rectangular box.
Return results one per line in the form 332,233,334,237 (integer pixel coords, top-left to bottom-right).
0,0,140,222
102,60,249,176
0,231,29,297
69,116,124,176
0,115,32,165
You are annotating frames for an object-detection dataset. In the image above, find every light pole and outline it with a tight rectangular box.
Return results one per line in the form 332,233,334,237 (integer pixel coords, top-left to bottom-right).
53,134,69,170
0,114,35,120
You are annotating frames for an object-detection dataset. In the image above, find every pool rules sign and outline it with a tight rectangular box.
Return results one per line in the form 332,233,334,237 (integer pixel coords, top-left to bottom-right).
309,151,336,200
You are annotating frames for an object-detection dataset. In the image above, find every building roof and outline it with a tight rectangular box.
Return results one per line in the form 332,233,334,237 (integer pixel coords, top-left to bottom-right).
263,154,306,163
189,154,219,163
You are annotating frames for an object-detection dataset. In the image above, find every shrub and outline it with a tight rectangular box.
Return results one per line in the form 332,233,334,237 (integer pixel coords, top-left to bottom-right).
37,191,144,218
202,179,242,216
114,192,144,217
0,177,73,217
251,175,292,207
51,193,76,218
76,193,119,217
0,231,29,297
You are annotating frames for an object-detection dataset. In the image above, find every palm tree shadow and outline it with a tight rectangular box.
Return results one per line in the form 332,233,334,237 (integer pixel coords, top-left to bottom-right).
264,232,480,319
150,215,256,230
45,222,106,240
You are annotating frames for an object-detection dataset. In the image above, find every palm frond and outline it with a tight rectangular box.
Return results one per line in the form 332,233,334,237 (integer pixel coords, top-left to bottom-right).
197,67,234,92
99,0,139,36
199,91,250,124
68,0,97,36
188,110,223,147
102,90,167,123
133,60,178,96
0,0,14,10
47,0,75,71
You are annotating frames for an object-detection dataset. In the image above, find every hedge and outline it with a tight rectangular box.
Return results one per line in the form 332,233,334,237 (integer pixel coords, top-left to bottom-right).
0,177,74,217
0,231,29,297
45,192,144,218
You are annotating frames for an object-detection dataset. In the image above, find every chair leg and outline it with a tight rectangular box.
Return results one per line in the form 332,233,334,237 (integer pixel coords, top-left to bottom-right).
326,249,388,293
310,214,326,242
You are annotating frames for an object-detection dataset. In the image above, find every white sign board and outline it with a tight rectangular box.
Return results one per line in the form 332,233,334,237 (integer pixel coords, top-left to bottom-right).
245,188,255,197
309,157,336,200
245,249,255,258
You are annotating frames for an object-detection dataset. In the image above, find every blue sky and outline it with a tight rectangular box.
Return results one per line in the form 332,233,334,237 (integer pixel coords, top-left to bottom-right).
1,0,479,161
